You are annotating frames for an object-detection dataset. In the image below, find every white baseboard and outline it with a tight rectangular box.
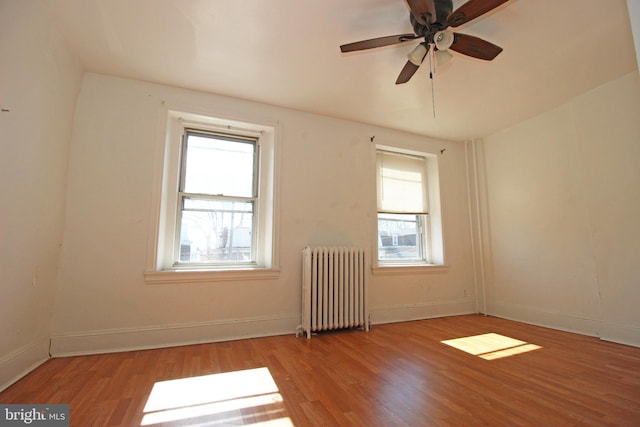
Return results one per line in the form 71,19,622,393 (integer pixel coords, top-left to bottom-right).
50,314,300,357
601,321,640,348
370,298,476,325
486,300,602,337
0,336,50,392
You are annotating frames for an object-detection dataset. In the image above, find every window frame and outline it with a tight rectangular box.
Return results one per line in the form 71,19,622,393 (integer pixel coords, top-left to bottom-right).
144,108,280,283
377,212,429,264
174,129,260,268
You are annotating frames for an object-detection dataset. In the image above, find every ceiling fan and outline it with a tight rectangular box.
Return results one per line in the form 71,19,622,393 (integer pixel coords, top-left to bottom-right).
340,0,510,84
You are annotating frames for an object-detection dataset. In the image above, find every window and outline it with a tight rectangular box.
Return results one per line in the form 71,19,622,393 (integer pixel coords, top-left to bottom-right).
375,148,444,267
177,130,258,266
146,109,278,280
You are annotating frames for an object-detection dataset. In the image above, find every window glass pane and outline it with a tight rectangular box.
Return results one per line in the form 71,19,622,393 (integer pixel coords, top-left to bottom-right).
179,199,254,264
183,133,255,197
378,213,422,261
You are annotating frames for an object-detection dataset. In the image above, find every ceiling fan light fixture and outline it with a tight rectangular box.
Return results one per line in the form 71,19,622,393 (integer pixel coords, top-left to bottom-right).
434,30,454,51
435,49,453,66
407,43,428,66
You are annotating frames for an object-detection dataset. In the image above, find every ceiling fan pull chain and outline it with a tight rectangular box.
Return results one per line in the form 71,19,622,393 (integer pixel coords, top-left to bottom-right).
429,43,436,118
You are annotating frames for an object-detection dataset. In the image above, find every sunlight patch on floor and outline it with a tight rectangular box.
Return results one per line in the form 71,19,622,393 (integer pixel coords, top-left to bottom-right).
441,333,542,360
141,367,293,426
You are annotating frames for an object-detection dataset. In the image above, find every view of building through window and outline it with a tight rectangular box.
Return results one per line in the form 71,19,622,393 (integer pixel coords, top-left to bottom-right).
377,213,421,260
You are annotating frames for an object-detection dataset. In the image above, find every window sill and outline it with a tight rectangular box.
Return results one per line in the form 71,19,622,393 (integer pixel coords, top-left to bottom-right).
372,264,449,276
144,268,280,284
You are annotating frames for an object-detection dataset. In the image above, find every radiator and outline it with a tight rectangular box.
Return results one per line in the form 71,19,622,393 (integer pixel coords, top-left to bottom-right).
299,246,369,339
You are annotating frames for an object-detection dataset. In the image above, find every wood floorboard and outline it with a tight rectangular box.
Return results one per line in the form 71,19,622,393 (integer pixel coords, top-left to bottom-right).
1,315,639,426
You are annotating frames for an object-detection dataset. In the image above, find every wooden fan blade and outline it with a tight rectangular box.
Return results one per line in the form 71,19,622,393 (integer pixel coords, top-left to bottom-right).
406,0,437,25
396,43,431,84
449,33,503,60
396,61,420,84
447,0,509,27
396,43,430,84
340,34,418,53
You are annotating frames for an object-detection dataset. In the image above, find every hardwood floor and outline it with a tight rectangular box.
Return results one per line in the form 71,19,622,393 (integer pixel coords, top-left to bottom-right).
2,315,639,426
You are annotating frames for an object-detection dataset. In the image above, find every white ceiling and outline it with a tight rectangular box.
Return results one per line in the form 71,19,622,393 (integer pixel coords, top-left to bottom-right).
45,0,638,141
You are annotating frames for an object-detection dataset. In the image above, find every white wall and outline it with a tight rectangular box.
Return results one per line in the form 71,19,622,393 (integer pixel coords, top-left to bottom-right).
49,73,476,355
0,0,83,389
477,71,640,346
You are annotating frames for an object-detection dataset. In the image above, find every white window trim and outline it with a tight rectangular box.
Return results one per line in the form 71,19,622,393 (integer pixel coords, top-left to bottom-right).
372,144,446,272
145,107,280,283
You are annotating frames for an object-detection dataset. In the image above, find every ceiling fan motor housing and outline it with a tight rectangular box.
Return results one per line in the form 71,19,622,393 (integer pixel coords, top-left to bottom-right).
410,0,454,42
434,0,454,24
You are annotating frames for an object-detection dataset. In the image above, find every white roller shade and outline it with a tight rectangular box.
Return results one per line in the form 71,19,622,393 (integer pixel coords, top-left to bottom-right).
376,150,428,214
